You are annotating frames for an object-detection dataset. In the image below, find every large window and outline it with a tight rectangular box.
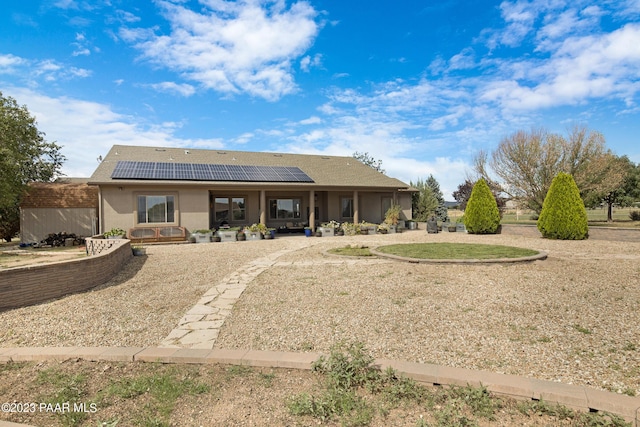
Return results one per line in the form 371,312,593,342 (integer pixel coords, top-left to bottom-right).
137,195,175,224
214,197,245,223
341,197,354,219
270,198,301,219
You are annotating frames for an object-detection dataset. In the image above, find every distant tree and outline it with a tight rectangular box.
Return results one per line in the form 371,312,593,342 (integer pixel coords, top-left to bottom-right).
410,177,438,221
622,162,640,202
537,172,588,240
453,178,507,213
425,175,448,222
0,92,65,241
582,155,634,222
476,125,616,213
353,152,384,174
463,178,501,234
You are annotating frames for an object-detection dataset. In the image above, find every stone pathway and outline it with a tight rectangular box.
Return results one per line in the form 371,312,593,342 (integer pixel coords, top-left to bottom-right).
159,242,388,349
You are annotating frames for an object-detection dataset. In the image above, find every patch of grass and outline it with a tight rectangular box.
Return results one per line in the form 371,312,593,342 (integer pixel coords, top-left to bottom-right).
573,324,593,334
376,243,540,260
36,368,91,426
100,365,209,425
328,246,374,257
518,399,631,426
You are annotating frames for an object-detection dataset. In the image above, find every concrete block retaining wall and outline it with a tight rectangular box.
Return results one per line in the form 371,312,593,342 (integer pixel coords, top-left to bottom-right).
0,238,132,311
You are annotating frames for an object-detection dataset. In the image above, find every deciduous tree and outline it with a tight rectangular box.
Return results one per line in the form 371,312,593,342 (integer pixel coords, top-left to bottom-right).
477,125,616,213
352,152,385,174
0,92,65,241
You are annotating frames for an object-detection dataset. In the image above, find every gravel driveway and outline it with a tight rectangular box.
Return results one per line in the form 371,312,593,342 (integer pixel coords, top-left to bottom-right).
1,230,638,396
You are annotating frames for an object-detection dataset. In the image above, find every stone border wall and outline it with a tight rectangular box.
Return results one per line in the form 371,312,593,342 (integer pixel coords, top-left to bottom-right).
0,238,132,311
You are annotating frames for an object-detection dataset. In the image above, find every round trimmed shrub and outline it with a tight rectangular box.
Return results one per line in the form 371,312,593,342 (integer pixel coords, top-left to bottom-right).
537,172,588,240
463,178,501,234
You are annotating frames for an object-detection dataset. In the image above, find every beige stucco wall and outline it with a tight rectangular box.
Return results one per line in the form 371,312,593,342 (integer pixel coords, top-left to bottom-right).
20,208,97,243
101,185,208,234
100,185,413,235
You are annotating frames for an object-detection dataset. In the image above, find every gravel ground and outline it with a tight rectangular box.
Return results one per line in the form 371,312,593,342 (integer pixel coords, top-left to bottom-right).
1,231,639,396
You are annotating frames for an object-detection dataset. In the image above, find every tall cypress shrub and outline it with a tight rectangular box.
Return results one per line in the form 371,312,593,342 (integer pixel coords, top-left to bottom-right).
463,178,501,234
537,172,588,240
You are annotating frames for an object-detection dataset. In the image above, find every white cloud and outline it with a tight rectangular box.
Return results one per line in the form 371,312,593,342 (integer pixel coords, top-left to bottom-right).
0,54,91,83
233,132,254,144
481,23,640,110
4,88,224,177
298,116,321,125
149,81,196,97
121,0,320,101
300,53,322,72
0,53,25,71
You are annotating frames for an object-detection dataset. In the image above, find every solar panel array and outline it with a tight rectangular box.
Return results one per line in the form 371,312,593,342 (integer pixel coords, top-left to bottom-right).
111,161,314,183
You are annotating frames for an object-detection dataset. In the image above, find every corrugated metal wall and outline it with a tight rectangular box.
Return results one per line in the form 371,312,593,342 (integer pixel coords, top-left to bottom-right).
20,208,97,243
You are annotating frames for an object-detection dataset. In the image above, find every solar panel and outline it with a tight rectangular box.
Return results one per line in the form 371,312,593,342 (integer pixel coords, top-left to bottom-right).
226,165,250,181
111,161,314,182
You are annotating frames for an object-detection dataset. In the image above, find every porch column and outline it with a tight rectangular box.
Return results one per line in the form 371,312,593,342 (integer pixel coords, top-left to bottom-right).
309,190,315,231
353,190,359,224
259,190,266,225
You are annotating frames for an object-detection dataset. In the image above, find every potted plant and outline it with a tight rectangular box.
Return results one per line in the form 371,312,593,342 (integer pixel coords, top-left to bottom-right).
131,245,146,256
304,226,313,237
319,220,339,237
217,226,239,242
426,215,438,233
359,220,376,235
315,229,323,237
192,229,212,243
244,223,266,240
384,205,402,233
104,228,126,239
456,215,466,233
264,228,276,239
340,222,358,236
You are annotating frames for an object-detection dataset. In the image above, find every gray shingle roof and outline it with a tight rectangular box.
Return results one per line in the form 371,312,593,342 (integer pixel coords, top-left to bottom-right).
88,145,410,190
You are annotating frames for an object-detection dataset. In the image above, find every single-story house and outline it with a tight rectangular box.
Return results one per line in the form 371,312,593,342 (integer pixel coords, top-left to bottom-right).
88,145,414,237
20,179,99,243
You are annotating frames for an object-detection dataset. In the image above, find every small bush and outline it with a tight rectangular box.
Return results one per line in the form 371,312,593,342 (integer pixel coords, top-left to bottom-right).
463,178,501,234
629,210,640,221
537,173,588,240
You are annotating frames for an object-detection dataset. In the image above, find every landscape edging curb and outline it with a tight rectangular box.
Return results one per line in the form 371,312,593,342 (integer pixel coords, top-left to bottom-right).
0,347,637,426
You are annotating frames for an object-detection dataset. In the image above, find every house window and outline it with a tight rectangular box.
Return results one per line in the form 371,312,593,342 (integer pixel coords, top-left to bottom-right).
137,195,175,224
270,199,301,219
214,197,245,223
341,197,354,219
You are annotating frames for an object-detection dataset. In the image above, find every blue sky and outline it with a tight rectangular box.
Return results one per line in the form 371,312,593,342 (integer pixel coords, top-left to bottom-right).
2,0,639,199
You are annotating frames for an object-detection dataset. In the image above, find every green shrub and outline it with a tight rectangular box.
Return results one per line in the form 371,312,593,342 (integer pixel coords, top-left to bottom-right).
629,210,640,221
463,178,501,234
537,172,588,240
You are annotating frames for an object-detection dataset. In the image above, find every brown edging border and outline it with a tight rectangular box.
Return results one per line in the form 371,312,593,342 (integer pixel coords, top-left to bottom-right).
0,347,637,426
369,245,548,264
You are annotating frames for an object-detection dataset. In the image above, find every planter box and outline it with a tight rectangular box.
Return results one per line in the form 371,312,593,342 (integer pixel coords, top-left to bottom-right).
363,225,377,234
216,230,237,242
387,224,397,234
456,223,466,233
244,231,262,241
192,232,212,243
318,227,335,237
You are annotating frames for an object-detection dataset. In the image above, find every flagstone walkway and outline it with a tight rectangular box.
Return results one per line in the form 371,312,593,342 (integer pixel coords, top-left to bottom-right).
159,242,388,349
